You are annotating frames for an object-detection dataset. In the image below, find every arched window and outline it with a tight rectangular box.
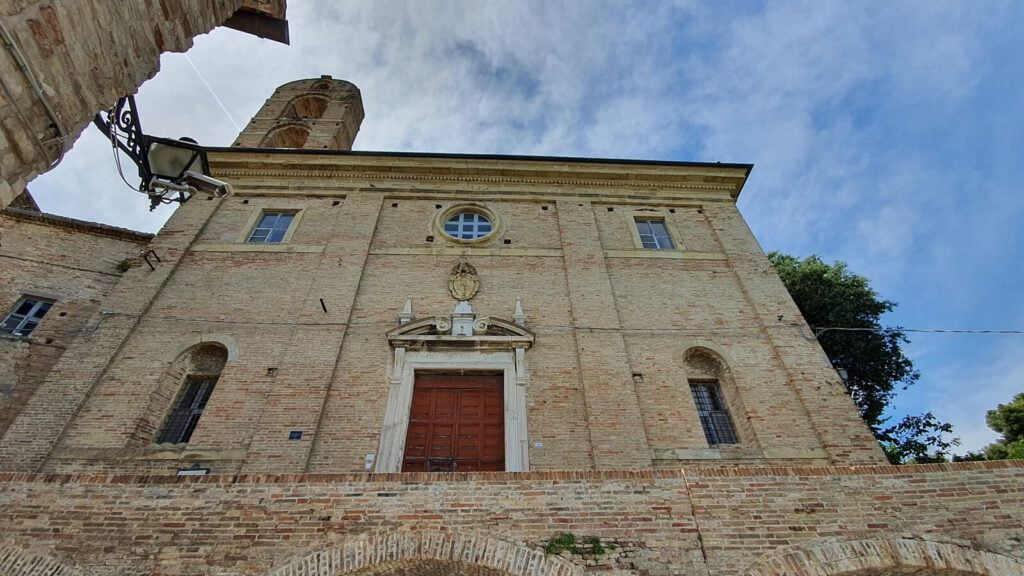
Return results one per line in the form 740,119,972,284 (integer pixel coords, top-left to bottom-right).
155,343,227,444
683,347,741,445
281,94,329,119
260,124,311,148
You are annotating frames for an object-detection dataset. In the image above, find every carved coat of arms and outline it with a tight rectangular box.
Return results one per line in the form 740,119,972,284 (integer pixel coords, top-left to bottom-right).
448,261,480,300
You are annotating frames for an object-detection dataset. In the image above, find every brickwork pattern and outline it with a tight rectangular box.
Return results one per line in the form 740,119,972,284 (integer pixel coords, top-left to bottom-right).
232,77,364,151
0,150,891,474
0,210,147,436
0,462,1020,575
0,195,222,469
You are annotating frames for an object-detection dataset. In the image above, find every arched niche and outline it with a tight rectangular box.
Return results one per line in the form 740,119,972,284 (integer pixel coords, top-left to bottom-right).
260,124,311,148
132,342,229,445
681,345,758,448
266,530,582,576
744,537,1024,576
282,94,330,119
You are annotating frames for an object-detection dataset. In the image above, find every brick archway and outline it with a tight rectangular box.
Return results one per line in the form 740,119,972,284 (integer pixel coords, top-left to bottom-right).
267,530,581,576
0,541,84,576
744,537,1024,576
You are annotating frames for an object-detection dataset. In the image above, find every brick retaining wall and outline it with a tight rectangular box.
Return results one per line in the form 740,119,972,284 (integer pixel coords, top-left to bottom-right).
0,461,1021,575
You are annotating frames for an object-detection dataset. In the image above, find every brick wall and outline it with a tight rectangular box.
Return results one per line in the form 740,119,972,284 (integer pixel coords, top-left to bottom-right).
0,461,1021,575
0,208,149,436
0,152,889,473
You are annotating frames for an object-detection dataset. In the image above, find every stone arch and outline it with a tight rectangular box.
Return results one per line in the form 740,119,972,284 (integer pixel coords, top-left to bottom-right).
674,339,737,372
744,537,1024,576
282,94,330,119
0,540,86,576
170,333,240,362
132,341,229,445
261,124,311,148
680,344,757,447
279,77,359,92
266,530,582,576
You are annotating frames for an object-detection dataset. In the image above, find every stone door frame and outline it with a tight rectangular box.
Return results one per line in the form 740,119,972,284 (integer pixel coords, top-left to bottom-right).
375,349,529,473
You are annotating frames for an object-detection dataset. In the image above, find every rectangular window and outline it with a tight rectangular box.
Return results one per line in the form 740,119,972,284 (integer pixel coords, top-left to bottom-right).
689,380,739,445
1,296,53,337
247,211,295,243
157,375,218,444
635,218,674,249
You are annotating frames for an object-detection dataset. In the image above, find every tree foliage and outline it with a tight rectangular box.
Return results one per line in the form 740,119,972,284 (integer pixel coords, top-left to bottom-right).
768,253,957,463
958,393,1024,461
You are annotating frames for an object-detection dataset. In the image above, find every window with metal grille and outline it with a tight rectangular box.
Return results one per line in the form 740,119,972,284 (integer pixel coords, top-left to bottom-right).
443,211,493,240
1,296,53,337
635,218,674,249
157,375,218,444
689,380,739,445
247,211,295,243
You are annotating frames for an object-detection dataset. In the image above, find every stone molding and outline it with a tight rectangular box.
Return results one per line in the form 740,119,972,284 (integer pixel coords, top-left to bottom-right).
190,242,324,253
170,334,241,362
603,249,727,260
0,459,1021,485
370,247,563,258
215,168,740,193
208,152,750,200
375,349,531,473
744,537,1024,576
266,529,582,576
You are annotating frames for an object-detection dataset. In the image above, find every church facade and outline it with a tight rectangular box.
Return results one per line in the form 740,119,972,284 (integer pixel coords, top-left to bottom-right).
0,78,1021,576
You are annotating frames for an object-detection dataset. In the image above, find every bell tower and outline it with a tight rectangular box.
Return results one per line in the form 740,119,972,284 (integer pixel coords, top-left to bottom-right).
233,75,364,150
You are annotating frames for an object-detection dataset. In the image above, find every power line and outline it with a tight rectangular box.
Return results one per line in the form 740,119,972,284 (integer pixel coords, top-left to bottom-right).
815,327,1024,337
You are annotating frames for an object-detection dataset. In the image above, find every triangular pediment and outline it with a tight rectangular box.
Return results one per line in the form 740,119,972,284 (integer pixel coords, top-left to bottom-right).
387,316,534,349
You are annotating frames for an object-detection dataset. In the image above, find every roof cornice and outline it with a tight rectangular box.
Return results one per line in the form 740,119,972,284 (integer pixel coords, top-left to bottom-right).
206,149,753,201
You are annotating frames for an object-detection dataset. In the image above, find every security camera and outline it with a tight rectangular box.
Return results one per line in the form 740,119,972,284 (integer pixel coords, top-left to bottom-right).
182,171,232,198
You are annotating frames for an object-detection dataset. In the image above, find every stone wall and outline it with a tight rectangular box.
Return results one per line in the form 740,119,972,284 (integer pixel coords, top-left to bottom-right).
0,0,286,208
0,207,150,436
0,461,1021,575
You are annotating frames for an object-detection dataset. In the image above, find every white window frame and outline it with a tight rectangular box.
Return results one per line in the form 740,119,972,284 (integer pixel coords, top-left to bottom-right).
433,203,502,246
244,210,300,244
623,209,683,251
1,296,54,338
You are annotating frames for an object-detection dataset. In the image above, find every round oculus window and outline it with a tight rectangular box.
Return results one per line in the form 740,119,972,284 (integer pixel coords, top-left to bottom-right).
442,211,493,240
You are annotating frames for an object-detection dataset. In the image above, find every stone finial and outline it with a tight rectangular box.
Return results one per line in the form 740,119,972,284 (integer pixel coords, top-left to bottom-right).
398,296,414,325
452,301,475,336
512,297,527,326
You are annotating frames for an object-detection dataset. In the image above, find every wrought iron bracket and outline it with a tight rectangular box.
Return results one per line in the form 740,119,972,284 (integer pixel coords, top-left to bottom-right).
93,96,151,188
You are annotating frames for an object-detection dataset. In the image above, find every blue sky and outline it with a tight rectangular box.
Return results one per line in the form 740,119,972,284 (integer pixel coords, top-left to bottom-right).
30,1,1024,452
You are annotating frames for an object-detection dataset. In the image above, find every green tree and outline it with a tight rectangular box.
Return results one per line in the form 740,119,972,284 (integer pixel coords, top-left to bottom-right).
981,393,1024,460
768,253,957,463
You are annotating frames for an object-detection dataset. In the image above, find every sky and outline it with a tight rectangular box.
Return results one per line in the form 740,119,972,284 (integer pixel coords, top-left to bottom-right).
29,1,1024,453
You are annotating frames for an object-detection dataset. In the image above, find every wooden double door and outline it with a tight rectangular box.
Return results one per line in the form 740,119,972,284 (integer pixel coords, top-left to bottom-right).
402,372,504,472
